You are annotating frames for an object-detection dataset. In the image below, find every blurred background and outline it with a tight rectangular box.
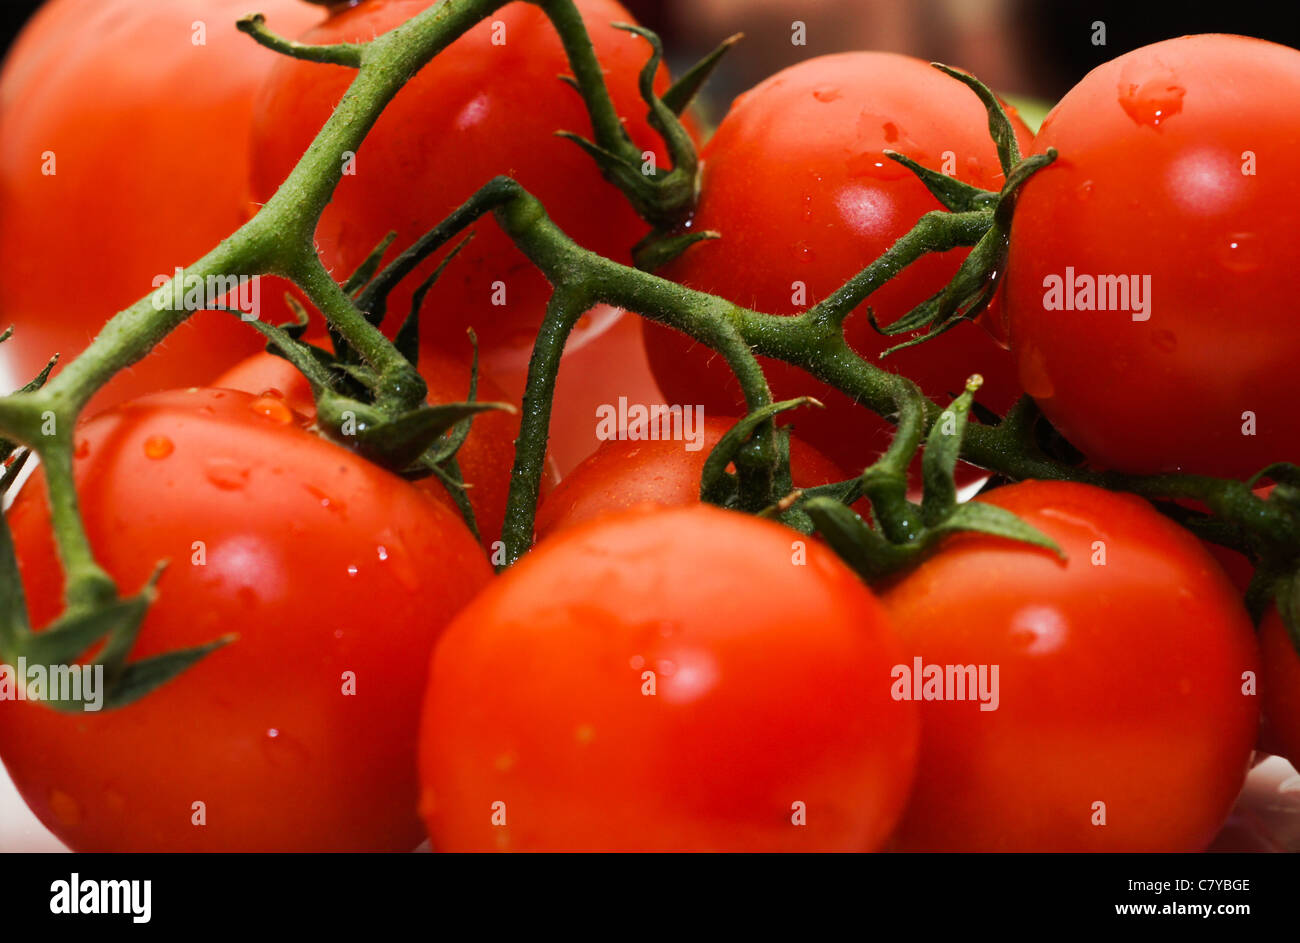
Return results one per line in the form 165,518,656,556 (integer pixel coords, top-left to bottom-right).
5,0,1300,120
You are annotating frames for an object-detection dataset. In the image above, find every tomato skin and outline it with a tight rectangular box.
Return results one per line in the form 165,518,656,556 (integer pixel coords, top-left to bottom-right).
212,343,521,547
0,0,324,408
534,416,846,539
882,480,1259,851
642,52,1029,474
1260,610,1300,770
0,389,492,852
1005,35,1300,477
419,504,918,852
250,0,673,359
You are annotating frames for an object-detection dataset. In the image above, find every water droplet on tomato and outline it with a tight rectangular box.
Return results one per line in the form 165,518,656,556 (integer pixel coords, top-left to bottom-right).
795,242,816,263
143,435,174,460
1076,180,1094,201
258,387,285,400
346,564,359,577
304,483,344,513
205,458,250,491
262,728,311,768
1218,233,1262,273
811,85,841,102
376,545,389,562
1117,77,1185,128
846,152,908,180
250,396,293,425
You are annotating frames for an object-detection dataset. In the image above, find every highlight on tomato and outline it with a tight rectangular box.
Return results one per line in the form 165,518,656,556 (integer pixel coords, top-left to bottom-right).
1004,34,1300,477
642,51,1031,474
881,480,1260,852
0,389,492,852
418,504,919,852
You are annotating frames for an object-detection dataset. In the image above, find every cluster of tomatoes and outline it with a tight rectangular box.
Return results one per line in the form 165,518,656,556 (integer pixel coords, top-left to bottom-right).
0,0,1297,852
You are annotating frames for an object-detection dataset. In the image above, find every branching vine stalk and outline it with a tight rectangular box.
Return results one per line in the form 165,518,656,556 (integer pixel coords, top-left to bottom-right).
2,0,1299,710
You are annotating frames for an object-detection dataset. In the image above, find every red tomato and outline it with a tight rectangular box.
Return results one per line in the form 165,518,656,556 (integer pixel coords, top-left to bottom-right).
642,52,1029,474
249,0,675,359
1004,35,1300,477
212,342,521,547
534,415,846,539
882,480,1259,851
0,0,325,408
418,504,918,851
0,389,492,851
1260,609,1300,770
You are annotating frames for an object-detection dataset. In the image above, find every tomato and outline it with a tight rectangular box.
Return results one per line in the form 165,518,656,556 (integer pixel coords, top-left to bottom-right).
882,480,1259,851
249,0,676,361
1260,609,1300,770
0,0,325,408
0,389,492,851
534,415,846,539
642,52,1030,475
418,504,918,851
1004,35,1300,477
212,342,522,547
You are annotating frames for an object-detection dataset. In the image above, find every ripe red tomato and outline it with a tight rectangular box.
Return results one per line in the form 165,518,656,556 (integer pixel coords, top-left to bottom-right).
418,504,918,851
213,343,522,547
642,52,1030,474
1260,609,1300,770
0,389,492,851
1004,35,1300,477
534,415,846,539
249,0,676,361
0,0,325,408
882,480,1259,851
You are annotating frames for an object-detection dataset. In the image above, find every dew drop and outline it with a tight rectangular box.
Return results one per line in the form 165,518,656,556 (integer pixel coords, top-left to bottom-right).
250,396,293,425
1217,233,1262,273
1076,180,1095,202
1117,76,1185,128
262,728,311,768
811,85,841,103
143,435,174,460
205,458,250,491
376,545,389,562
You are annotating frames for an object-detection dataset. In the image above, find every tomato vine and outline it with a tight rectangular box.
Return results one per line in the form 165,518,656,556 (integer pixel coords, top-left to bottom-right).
2,0,1300,710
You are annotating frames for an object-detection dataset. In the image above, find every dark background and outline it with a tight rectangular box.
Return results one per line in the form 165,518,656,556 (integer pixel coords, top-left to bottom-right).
2,0,1298,108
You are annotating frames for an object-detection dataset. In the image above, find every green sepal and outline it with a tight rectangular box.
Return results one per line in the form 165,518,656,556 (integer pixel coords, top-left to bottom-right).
803,497,913,582
661,32,741,115
633,229,719,272
699,397,820,507
929,501,1063,558
921,379,980,526
883,149,997,213
931,63,1022,175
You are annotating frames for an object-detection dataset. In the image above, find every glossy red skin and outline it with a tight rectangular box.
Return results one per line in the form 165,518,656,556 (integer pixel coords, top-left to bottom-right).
642,52,1029,475
1260,610,1300,770
213,343,521,547
0,0,324,408
250,0,675,356
0,389,492,851
1005,35,1300,476
419,505,918,851
882,480,1259,851
534,416,847,539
